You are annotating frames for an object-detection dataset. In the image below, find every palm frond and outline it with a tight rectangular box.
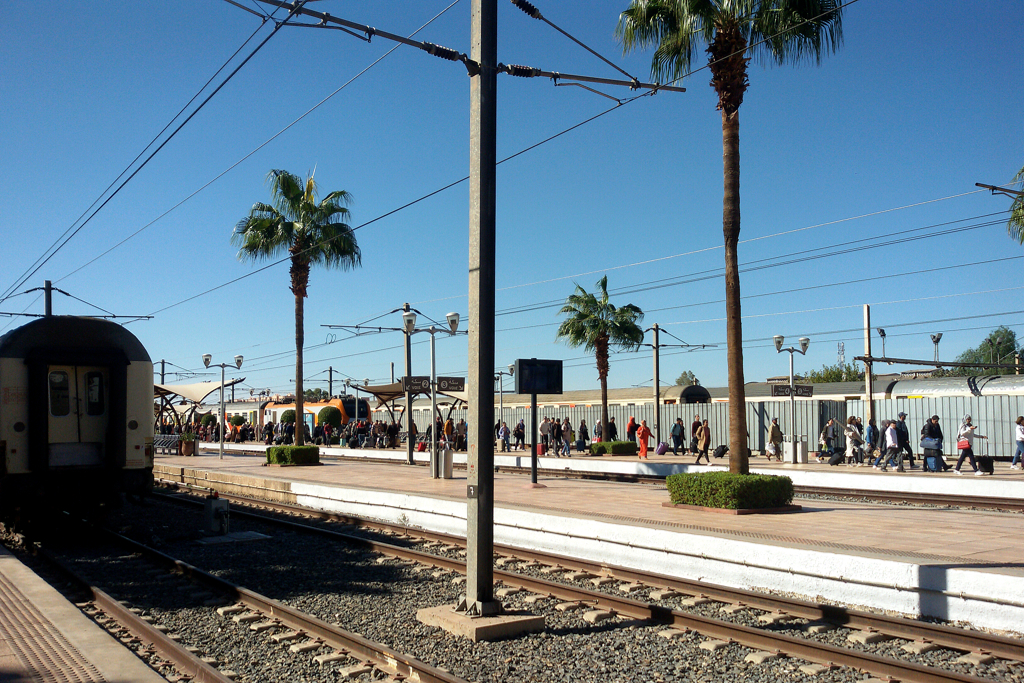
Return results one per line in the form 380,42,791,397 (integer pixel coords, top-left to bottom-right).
1010,165,1024,245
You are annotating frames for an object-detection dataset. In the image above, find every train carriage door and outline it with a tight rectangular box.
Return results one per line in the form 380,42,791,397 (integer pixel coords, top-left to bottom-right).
47,365,108,467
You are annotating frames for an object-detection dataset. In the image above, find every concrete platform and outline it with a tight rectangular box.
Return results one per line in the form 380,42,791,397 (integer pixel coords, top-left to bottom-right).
155,451,1024,635
0,545,164,683
199,441,1024,501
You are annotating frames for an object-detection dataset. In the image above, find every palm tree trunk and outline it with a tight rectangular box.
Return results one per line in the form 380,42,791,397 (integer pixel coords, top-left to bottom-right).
597,335,609,443
294,267,305,447
722,107,748,474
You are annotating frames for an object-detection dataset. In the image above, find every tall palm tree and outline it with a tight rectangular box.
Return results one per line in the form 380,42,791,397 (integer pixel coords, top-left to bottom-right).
233,169,360,446
1008,165,1024,244
556,276,644,443
616,1,844,474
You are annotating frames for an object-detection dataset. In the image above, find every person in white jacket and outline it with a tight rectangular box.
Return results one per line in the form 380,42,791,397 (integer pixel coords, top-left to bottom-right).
954,414,987,475
1012,416,1024,470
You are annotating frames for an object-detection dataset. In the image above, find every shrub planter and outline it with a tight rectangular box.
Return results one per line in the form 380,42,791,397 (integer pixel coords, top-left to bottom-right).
589,440,638,456
664,471,800,514
266,445,321,466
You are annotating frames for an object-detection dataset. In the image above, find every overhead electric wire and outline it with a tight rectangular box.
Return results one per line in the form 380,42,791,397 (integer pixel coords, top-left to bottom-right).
55,0,463,286
1,2,306,306
0,14,278,303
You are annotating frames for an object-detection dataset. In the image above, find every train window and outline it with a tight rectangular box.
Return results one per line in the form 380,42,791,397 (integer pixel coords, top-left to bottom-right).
49,371,70,416
85,372,105,416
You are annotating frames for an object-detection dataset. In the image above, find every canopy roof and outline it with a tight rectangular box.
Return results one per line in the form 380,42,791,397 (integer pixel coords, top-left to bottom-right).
155,378,244,404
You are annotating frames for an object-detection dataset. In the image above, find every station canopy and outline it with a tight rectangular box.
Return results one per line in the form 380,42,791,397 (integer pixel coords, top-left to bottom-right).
154,378,244,404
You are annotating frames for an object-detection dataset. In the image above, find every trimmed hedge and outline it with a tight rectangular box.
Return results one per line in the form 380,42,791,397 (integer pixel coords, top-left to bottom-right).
589,440,638,456
201,414,217,427
280,409,296,425
666,472,793,510
266,445,320,465
318,406,343,430
230,415,246,426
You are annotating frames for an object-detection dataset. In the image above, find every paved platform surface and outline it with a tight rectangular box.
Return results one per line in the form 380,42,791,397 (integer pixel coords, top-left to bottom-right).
0,546,164,683
159,450,1023,572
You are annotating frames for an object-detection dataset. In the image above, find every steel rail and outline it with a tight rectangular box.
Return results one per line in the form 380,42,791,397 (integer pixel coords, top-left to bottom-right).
36,547,235,683
98,528,469,683
155,483,1024,659
153,487,1022,678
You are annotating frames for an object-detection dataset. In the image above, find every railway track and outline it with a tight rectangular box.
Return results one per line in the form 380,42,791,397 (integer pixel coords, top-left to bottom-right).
197,446,1024,511
21,519,469,683
155,482,1024,683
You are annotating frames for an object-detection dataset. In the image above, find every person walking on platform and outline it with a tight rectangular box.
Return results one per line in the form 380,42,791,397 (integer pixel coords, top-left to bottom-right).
578,419,589,452
594,419,603,442
843,416,864,465
1012,416,1024,470
539,417,550,453
920,415,947,472
670,418,685,455
695,419,711,464
551,418,562,457
561,417,572,456
627,416,638,443
636,419,652,459
690,415,701,454
767,417,783,462
607,416,618,441
498,422,510,452
874,420,900,472
895,412,915,468
954,415,987,475
513,420,525,451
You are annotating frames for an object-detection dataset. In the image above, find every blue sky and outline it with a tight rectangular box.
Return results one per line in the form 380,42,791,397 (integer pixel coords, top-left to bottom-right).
1,1,1021,396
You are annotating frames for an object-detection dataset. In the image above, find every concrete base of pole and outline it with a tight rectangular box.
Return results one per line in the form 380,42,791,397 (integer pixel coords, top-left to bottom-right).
417,605,543,642
522,482,547,489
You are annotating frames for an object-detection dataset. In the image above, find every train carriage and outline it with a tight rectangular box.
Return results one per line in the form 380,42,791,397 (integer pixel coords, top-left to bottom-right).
0,316,154,518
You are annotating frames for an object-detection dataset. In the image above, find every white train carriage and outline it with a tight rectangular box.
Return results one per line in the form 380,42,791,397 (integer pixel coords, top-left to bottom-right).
0,316,154,516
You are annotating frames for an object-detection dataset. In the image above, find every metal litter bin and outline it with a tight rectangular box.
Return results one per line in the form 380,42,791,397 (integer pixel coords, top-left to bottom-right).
441,448,454,479
784,436,808,464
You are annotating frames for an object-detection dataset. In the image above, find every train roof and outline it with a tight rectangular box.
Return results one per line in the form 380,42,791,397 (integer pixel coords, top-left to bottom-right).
0,316,150,362
890,375,1024,397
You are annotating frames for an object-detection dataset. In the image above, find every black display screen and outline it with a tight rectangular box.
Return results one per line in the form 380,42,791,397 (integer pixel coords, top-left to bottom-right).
514,359,563,395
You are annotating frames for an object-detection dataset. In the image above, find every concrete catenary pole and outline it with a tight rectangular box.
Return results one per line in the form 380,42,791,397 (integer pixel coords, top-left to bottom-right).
328,366,333,398
864,304,875,428
464,0,499,617
44,280,52,317
404,302,414,465
652,324,661,447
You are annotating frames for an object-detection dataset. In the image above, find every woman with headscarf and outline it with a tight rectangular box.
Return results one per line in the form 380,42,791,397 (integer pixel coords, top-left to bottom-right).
954,414,987,475
627,417,638,443
843,415,863,466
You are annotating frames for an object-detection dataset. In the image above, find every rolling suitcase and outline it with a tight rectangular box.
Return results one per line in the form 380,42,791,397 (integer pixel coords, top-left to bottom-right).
827,451,845,466
576,439,585,452
977,455,994,474
655,442,668,455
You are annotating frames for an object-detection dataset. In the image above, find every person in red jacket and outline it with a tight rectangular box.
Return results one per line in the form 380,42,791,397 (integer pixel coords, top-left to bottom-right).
636,419,652,459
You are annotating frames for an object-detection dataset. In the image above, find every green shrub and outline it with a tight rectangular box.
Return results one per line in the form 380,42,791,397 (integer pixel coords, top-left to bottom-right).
666,472,793,510
266,445,320,465
230,415,245,427
201,414,217,427
318,406,342,430
280,409,296,425
589,440,638,456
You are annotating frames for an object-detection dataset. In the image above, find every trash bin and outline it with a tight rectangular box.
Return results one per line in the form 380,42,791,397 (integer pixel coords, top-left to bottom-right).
784,436,808,464
441,448,454,479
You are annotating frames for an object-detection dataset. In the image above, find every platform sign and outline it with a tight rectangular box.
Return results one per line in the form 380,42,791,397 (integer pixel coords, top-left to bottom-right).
402,375,430,392
771,385,814,398
437,376,465,392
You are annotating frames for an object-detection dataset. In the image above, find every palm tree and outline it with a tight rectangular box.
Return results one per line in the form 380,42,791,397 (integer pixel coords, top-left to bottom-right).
233,169,360,446
616,1,844,474
556,276,644,443
1008,165,1024,244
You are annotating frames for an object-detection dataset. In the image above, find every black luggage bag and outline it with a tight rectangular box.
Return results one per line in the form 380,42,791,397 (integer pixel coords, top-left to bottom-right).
827,451,845,466
977,455,994,474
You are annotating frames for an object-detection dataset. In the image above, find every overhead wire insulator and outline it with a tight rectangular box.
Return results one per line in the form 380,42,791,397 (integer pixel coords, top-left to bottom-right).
422,42,463,62
506,64,541,78
511,0,542,19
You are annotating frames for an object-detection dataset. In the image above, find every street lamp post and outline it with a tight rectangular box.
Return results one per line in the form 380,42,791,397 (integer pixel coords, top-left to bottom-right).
773,336,809,456
403,310,461,478
494,364,514,432
876,328,886,358
930,333,942,363
202,354,243,460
